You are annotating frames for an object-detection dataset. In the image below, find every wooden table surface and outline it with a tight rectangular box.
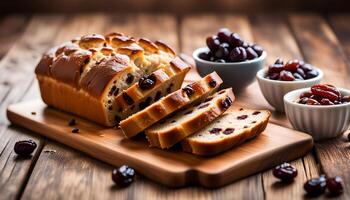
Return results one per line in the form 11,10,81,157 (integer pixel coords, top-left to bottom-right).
0,13,350,200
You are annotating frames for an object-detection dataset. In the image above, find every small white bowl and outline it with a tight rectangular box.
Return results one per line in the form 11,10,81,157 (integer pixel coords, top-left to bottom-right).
256,68,323,112
193,47,267,93
284,88,350,141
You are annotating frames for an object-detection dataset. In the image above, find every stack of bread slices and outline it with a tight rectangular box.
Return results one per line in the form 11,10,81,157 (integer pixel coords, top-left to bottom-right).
35,33,270,156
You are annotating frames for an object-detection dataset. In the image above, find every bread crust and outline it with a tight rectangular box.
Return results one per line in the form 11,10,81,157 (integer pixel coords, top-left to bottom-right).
145,89,235,149
35,32,177,126
120,72,223,138
37,75,108,125
181,110,271,156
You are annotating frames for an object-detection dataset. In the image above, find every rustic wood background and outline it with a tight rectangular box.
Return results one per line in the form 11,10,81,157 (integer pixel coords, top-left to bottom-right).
1,5,350,200
1,0,350,14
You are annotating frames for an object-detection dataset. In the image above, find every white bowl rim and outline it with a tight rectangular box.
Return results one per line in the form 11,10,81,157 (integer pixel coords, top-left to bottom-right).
256,68,324,85
192,46,267,66
284,87,350,108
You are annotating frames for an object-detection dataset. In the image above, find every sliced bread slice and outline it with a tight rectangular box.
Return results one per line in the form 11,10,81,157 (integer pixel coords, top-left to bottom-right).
145,88,235,149
181,108,271,156
120,72,223,138
113,57,191,121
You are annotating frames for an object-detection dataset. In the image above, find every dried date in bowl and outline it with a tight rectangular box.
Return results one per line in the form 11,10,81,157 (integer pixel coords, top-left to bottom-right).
256,68,323,112
284,87,350,141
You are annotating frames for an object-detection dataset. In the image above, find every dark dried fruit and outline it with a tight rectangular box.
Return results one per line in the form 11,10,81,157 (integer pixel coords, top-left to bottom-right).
122,93,134,105
182,85,195,97
139,97,152,110
320,98,334,105
112,165,135,187
214,44,229,59
229,47,247,62
284,59,300,71
68,119,77,126
305,70,318,79
252,45,264,56
268,64,284,74
237,115,248,120
198,51,212,61
198,103,210,109
223,128,235,135
154,91,162,101
246,47,258,60
326,176,343,195
138,74,157,90
209,80,217,88
274,58,284,65
279,70,295,81
273,162,298,182
125,73,134,85
220,96,233,110
72,128,79,133
14,140,37,156
252,111,261,115
209,128,222,134
206,36,221,52
304,176,326,196
229,33,243,47
31,112,36,115
217,28,231,43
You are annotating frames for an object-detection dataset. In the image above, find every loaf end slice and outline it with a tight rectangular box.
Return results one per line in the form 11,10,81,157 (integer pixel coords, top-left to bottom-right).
120,71,223,138
145,88,235,149
182,108,271,156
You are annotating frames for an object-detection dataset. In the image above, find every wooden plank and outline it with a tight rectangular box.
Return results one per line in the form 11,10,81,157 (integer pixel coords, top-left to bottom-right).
181,14,265,199
289,14,350,200
0,15,30,59
249,14,320,200
328,14,350,69
0,15,65,200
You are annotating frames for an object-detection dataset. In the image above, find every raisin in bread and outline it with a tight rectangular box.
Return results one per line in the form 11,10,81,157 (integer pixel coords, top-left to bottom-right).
182,108,271,156
113,57,190,121
35,33,176,126
145,88,235,149
120,72,223,138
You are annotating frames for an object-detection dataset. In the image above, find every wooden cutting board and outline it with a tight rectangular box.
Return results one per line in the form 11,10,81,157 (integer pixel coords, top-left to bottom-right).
7,99,313,188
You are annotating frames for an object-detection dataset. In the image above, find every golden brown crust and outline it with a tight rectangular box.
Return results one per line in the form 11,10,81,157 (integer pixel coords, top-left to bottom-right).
37,76,109,126
145,89,235,149
181,111,271,156
35,32,177,126
80,55,131,97
120,72,223,138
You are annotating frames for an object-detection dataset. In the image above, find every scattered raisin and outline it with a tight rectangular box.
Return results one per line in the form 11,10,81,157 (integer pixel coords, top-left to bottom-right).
31,112,36,115
239,108,244,111
209,128,222,134
182,85,195,97
326,176,343,195
14,140,37,156
252,111,260,115
108,105,113,111
139,97,152,110
109,85,117,96
251,121,256,124
112,165,135,187
237,115,248,120
72,128,79,133
220,96,232,110
304,175,326,196
126,73,134,85
170,120,176,123
122,93,134,105
209,80,217,88
68,119,77,126
243,125,248,128
273,162,298,182
223,128,235,135
138,74,157,90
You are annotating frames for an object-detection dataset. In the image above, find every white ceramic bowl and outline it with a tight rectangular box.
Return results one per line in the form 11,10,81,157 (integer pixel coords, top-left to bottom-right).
256,68,323,112
193,47,267,93
284,88,350,141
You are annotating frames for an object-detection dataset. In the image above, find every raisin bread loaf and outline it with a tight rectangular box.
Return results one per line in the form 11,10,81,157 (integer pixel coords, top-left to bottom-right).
182,108,270,156
145,88,235,149
120,72,223,138
35,33,177,126
114,57,190,121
